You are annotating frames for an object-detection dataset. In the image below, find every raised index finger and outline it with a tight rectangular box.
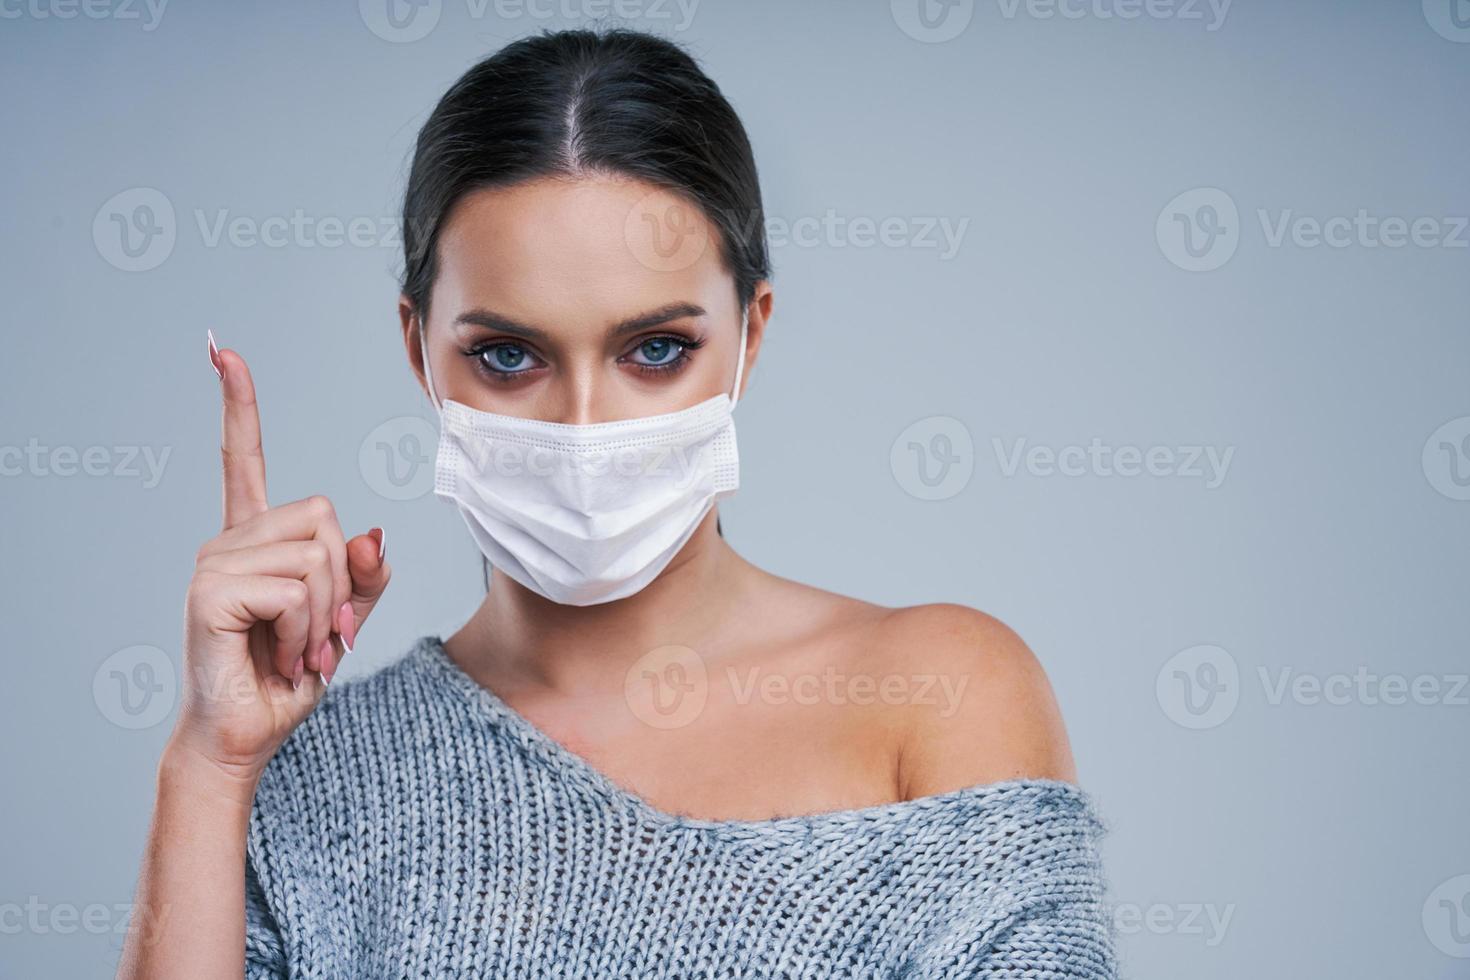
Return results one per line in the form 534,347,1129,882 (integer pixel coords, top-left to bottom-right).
213,336,270,530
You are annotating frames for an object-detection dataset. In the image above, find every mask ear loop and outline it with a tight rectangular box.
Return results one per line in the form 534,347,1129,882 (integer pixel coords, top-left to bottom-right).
716,305,748,544
417,315,442,412
729,305,749,410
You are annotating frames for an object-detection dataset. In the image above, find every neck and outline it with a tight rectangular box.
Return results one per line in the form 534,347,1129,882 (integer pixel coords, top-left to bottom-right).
452,509,749,696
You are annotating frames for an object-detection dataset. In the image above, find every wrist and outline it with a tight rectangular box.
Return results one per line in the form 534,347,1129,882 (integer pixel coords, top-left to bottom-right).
157,737,262,814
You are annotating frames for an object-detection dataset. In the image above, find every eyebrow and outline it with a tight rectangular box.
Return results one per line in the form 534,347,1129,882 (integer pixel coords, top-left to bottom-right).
453,302,708,343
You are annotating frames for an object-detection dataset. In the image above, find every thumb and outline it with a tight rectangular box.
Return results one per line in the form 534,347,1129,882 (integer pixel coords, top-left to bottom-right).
343,527,391,645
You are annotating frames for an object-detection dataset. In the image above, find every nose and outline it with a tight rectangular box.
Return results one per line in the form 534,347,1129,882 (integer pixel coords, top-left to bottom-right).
546,363,605,426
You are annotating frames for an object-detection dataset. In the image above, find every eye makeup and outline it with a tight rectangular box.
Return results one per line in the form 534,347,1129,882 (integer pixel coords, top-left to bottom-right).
461,331,707,383
617,333,706,377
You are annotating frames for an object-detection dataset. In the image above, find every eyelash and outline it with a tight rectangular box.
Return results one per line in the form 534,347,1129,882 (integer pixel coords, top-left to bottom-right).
624,334,705,376
463,334,706,383
462,341,541,383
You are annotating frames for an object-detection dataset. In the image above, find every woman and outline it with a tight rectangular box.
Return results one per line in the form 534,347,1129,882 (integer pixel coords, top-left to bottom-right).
118,29,1115,979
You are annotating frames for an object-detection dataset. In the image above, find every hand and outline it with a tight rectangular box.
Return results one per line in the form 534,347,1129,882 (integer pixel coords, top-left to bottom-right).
169,334,391,785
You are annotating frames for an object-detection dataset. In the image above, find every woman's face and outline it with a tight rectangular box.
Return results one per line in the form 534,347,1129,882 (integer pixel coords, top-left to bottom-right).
404,176,764,423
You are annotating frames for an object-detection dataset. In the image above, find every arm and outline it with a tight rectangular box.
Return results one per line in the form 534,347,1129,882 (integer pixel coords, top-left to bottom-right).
115,340,389,979
115,743,270,980
881,605,1116,977
968,898,1116,979
917,861,1117,979
904,781,1117,979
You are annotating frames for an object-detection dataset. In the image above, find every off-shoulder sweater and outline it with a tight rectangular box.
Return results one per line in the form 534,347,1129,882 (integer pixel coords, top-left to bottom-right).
243,635,1117,978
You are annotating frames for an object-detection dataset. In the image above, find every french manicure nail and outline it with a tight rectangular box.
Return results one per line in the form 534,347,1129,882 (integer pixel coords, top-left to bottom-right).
319,639,336,685
292,657,304,691
207,329,224,380
337,601,357,653
368,527,386,563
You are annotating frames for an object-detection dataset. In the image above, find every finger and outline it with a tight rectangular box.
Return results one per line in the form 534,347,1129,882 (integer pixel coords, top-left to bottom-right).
194,571,310,679
345,528,392,641
320,529,391,686
217,346,271,530
195,539,338,677
269,496,349,673
205,496,342,554
203,495,353,659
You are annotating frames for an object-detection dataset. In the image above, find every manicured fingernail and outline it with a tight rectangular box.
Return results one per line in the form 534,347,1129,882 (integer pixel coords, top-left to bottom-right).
368,527,385,563
337,601,357,653
207,329,224,380
291,657,303,690
319,639,336,685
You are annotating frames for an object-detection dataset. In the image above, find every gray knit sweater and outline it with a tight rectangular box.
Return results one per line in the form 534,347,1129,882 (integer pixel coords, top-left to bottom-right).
244,635,1117,978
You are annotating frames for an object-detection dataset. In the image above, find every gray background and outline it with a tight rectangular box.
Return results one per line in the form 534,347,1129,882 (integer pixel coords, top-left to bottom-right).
3,1,1468,977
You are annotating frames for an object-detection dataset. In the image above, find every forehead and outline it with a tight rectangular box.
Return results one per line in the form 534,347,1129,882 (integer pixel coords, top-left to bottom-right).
432,176,729,327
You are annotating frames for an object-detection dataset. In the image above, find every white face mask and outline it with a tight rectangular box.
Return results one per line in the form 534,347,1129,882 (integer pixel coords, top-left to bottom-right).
421,308,747,606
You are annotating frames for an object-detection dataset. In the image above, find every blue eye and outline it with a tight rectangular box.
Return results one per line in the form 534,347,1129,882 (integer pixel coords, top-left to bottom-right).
481,343,534,373
628,337,683,366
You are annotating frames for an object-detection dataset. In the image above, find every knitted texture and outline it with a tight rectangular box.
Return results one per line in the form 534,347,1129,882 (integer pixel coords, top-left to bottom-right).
245,635,1117,978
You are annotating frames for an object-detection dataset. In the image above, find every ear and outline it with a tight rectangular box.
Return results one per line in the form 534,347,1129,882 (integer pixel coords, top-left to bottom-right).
399,296,430,400
737,281,773,403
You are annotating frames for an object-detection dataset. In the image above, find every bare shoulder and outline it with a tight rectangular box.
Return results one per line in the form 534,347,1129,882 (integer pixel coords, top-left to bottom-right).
737,567,1076,798
870,603,1078,796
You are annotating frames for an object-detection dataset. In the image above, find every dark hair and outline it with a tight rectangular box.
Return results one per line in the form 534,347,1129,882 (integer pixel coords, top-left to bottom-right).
400,28,770,319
